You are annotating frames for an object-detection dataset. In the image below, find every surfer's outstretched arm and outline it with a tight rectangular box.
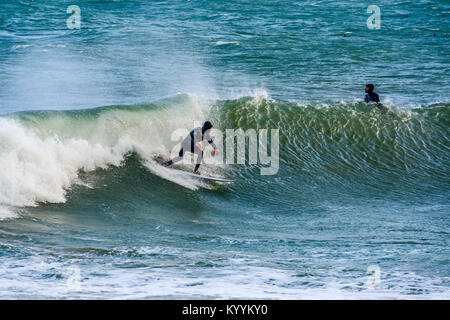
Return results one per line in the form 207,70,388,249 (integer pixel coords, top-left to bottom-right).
204,129,219,155
205,132,217,148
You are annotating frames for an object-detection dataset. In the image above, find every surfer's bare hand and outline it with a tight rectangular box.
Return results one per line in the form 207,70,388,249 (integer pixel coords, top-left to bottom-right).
215,149,219,156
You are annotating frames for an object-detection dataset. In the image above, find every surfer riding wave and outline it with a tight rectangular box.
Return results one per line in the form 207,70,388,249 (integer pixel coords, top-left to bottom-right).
162,121,219,174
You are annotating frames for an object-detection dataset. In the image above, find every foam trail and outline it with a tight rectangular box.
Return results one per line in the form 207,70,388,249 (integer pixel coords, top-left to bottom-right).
143,161,208,191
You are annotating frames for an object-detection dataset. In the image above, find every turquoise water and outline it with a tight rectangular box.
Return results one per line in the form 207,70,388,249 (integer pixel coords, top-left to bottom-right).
0,1,449,298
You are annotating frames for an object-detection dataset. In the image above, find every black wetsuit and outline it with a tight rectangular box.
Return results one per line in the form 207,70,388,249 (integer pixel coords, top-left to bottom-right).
164,127,217,173
365,91,380,103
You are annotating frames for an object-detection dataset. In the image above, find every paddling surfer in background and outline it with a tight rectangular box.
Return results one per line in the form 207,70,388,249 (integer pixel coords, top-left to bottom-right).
364,83,384,109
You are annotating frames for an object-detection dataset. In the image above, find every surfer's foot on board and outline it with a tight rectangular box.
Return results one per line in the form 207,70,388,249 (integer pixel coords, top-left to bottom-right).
162,160,173,167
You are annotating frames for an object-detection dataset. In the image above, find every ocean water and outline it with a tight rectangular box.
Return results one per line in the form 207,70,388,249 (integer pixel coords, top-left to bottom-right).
0,0,449,299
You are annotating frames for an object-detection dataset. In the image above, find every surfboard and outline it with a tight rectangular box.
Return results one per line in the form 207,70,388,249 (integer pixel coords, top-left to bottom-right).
167,167,233,183
153,154,233,183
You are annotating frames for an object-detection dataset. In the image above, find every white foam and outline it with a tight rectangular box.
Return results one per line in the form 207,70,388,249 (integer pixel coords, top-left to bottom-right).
1,252,448,299
214,41,240,46
0,206,18,220
0,118,123,207
0,96,213,210
11,44,32,51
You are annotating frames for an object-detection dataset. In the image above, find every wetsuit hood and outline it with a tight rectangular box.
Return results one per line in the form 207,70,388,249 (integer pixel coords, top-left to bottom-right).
366,83,375,92
202,121,213,133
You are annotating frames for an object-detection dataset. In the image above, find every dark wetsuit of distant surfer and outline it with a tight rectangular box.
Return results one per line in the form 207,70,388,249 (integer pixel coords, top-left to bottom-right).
364,83,384,109
162,121,219,174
